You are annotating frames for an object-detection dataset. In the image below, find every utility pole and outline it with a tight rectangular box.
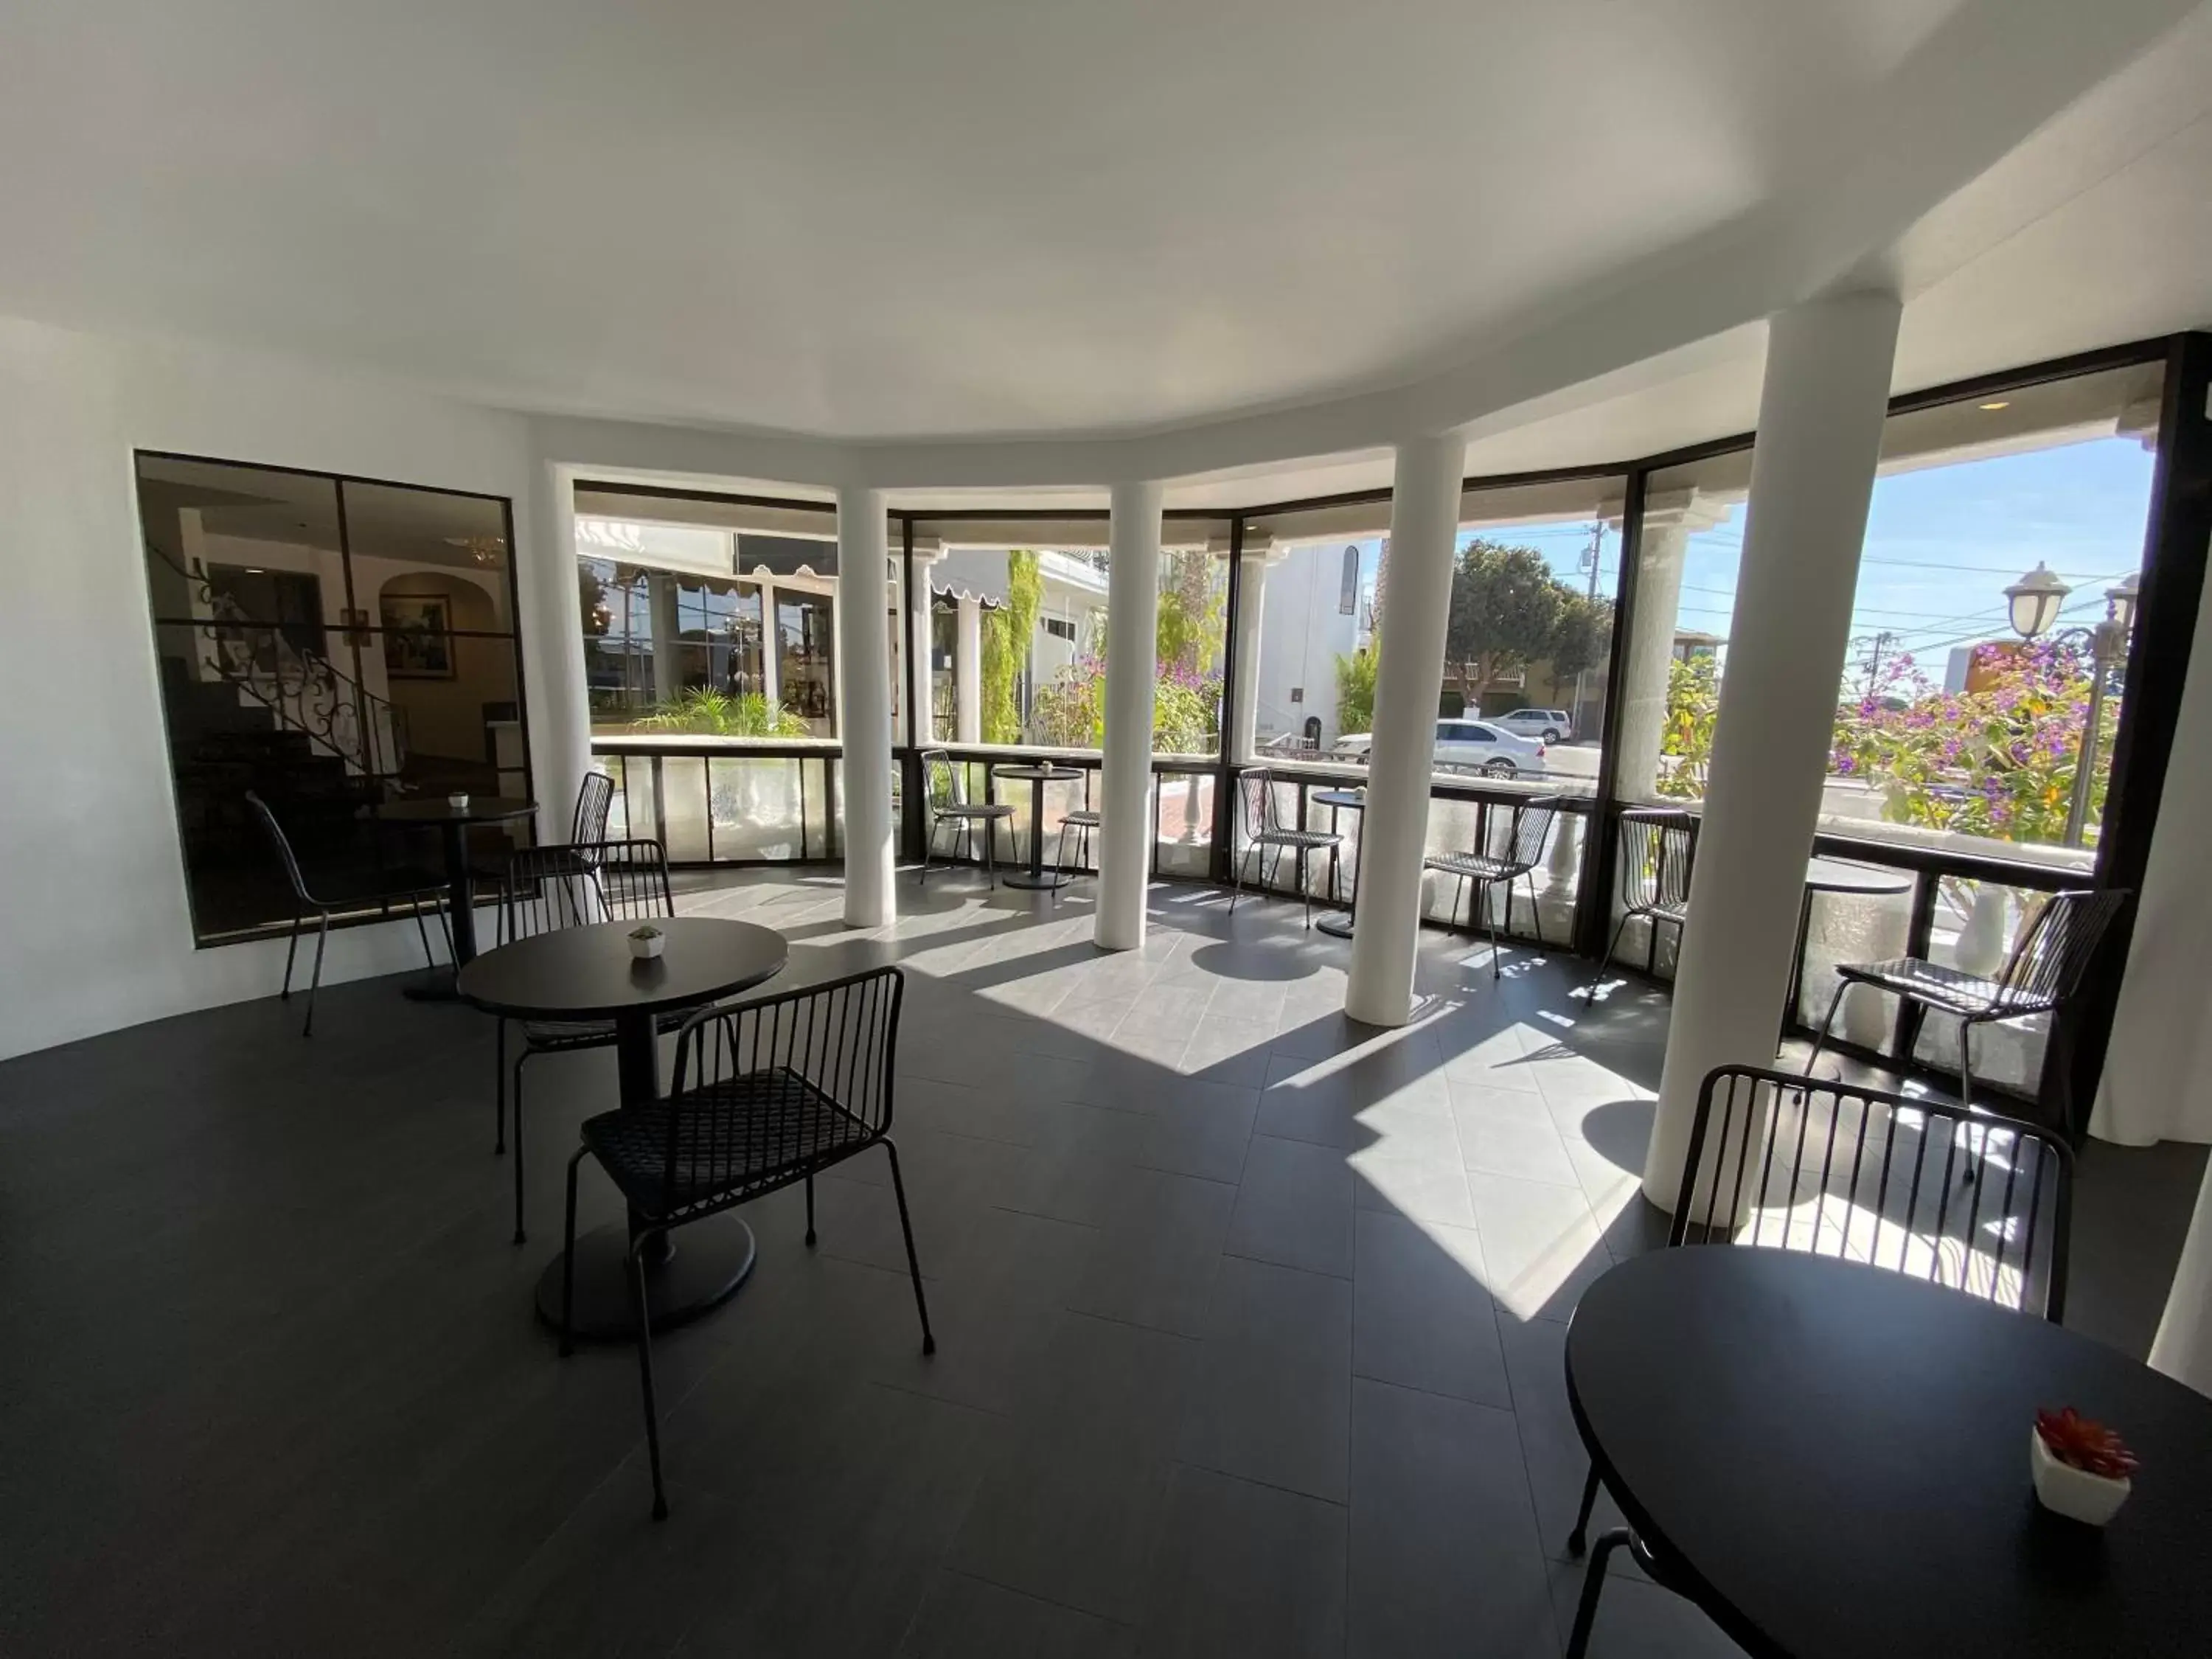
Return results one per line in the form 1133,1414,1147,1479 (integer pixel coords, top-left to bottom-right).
1571,521,1601,733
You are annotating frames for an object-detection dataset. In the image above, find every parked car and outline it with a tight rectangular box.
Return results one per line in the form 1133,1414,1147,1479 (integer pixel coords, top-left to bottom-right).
1495,707,1574,743
1330,718,1547,777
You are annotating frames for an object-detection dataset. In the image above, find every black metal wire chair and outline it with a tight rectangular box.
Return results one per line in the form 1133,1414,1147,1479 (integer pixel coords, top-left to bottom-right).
1804,887,2128,1118
1598,807,1697,983
561,964,928,1519
917,748,1014,887
1056,798,1102,876
245,790,448,1036
1562,1062,2073,1658
1423,796,1560,978
472,768,616,883
1228,765,1341,928
491,838,675,1243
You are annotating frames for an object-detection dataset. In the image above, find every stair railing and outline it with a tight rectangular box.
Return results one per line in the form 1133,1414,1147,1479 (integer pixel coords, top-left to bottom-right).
148,541,407,781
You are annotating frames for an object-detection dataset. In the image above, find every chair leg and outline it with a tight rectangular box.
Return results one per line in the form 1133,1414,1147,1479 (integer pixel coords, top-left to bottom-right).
1230,841,1246,914
1567,1465,1601,1554
882,1138,936,1355
1485,882,1503,981
511,1048,532,1245
558,1148,586,1357
494,1019,508,1155
1802,981,1848,1081
281,909,303,999
1957,1018,1975,1116
1598,911,1631,984
303,912,331,1037
1526,871,1545,947
804,1175,817,1247
411,894,438,975
630,1234,669,1521
1565,1528,1633,1659
919,817,935,886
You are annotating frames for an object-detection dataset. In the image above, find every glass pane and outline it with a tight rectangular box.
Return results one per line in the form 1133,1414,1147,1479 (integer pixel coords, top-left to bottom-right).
1155,547,1228,757
133,453,524,944
1792,871,1919,1037
1910,880,2057,1096
601,756,632,839
341,480,515,633
1822,362,2160,867
1251,538,1377,762
1155,770,1215,878
659,754,711,861
933,547,1110,749
1616,455,1748,807
709,755,807,858
776,590,838,736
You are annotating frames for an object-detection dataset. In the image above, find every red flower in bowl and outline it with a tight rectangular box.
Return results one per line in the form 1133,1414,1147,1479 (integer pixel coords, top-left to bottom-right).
2035,1408,2138,1481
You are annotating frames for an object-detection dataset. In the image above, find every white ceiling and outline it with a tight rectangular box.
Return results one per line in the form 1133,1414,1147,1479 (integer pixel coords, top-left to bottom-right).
5,0,2210,493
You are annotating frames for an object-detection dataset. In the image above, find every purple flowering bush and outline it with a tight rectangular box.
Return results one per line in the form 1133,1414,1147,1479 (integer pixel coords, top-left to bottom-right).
1828,641,2113,844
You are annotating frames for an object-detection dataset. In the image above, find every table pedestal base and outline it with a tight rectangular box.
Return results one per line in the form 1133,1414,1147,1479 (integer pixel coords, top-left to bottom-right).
1316,914,1355,939
401,971,462,1003
1004,870,1074,891
535,1214,757,1340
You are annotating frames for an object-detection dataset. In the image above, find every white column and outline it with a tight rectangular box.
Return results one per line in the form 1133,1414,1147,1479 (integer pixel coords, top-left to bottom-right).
1097,481,1164,951
2152,1170,2212,1397
756,577,781,706
955,594,983,744
908,550,942,747
523,460,590,839
1645,291,1902,1212
835,484,896,929
1231,545,1273,763
647,572,681,703
1613,491,1725,799
1346,434,1464,1026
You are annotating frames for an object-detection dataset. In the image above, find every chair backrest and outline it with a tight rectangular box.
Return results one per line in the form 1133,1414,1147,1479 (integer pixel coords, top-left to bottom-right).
662,966,905,1207
1236,765,1287,838
498,838,672,943
1676,1063,2073,1321
1994,888,2128,1012
1618,809,1697,913
1501,796,1562,872
243,790,316,906
570,769,616,845
920,748,966,810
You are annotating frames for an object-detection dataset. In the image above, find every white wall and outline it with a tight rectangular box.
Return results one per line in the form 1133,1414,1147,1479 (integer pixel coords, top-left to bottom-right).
0,315,551,1062
1255,542,1362,745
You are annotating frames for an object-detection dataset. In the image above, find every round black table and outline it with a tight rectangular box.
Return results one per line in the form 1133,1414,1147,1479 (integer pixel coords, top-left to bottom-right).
1312,788,1366,939
1567,1249,2212,1659
456,917,789,1339
992,764,1083,890
371,795,537,988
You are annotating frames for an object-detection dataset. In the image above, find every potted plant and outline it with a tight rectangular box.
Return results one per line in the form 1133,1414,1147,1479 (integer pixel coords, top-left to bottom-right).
627,923,665,961
2031,1407,2137,1525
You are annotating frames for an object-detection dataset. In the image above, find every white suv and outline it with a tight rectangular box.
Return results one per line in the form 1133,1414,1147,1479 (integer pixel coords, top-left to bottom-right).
1331,719,1547,778
1495,707,1574,743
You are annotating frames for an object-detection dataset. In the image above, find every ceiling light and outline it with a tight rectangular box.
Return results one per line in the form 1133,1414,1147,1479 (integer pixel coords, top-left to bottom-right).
1978,400,2011,411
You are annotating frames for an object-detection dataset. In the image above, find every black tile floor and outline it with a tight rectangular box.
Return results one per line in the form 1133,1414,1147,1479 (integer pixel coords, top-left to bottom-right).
1,869,2197,1658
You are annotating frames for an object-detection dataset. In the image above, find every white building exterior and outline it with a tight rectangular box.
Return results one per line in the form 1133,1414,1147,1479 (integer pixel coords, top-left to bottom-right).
1251,540,1371,750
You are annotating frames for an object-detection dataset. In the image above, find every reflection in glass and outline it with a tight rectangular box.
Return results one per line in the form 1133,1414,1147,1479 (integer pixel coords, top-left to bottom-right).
135,454,525,943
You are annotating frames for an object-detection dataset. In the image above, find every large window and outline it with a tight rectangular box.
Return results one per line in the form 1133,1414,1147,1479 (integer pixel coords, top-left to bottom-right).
136,453,527,944
577,513,840,740
1821,363,2162,866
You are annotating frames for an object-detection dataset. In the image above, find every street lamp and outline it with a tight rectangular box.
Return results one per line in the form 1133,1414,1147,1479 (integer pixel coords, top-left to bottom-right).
2005,563,2138,846
2003,563,2070,639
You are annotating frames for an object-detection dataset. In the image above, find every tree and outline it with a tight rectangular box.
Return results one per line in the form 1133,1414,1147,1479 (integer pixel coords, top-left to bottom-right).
1547,591,1613,687
1655,655,1721,799
1334,648,1377,734
1444,539,1568,697
1155,549,1222,677
979,549,1041,742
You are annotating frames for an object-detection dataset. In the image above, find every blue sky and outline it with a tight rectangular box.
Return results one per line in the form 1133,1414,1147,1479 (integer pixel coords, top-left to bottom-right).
1433,434,2157,690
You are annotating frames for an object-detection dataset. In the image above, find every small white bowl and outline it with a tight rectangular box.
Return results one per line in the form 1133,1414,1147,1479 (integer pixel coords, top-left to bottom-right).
627,932,665,961
2031,1426,2132,1525
447,793,470,812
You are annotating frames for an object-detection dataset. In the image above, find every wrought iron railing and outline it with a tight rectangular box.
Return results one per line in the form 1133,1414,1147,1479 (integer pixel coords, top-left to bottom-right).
149,542,406,782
